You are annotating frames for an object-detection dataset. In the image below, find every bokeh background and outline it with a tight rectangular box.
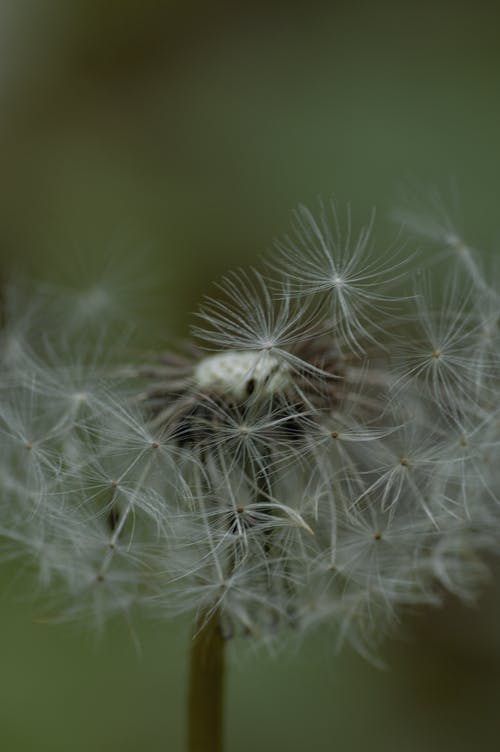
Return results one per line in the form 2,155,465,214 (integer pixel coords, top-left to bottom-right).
1,1,500,750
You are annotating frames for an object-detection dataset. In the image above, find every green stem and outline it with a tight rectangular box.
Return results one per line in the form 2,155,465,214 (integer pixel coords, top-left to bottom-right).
187,609,225,752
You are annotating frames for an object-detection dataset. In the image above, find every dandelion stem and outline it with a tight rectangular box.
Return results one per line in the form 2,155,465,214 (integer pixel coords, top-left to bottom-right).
187,608,225,752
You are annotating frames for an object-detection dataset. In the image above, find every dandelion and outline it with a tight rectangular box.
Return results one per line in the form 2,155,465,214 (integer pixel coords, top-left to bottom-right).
0,196,499,752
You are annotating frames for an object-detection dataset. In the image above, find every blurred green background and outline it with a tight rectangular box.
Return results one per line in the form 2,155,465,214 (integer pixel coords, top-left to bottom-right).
1,1,500,750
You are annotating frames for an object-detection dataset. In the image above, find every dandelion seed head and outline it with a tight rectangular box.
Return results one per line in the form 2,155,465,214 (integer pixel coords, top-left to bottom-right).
0,193,499,658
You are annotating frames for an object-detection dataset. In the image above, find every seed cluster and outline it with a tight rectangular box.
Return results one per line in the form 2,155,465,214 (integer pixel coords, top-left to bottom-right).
0,198,499,656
